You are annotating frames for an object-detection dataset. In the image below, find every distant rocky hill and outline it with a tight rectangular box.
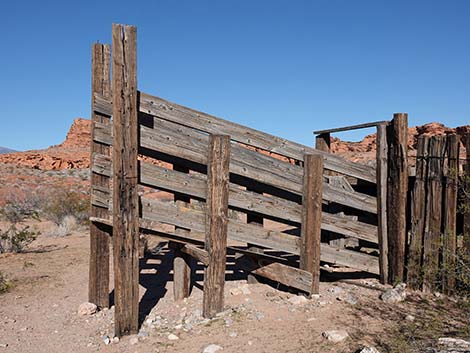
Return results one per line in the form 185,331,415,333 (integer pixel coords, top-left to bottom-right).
0,147,16,154
0,118,468,170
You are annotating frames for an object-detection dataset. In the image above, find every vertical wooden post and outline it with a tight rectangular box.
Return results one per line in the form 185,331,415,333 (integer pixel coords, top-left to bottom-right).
443,134,459,294
407,136,429,290
422,136,445,293
465,135,470,255
387,113,408,284
376,123,389,285
246,187,264,284
315,133,331,153
203,135,230,318
89,43,112,309
299,154,323,295
112,23,139,336
173,165,192,301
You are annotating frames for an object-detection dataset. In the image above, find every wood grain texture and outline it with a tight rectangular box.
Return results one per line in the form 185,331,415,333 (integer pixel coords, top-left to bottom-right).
92,117,378,214
422,136,445,293
299,154,323,295
376,123,389,285
203,135,230,318
387,113,408,283
94,92,376,182
91,153,379,243
111,24,139,337
407,136,429,290
89,43,111,309
173,163,192,301
313,121,389,135
465,135,470,255
442,134,459,294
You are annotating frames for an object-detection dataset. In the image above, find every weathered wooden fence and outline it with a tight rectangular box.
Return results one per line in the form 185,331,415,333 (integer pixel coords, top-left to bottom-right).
87,24,423,337
407,134,469,295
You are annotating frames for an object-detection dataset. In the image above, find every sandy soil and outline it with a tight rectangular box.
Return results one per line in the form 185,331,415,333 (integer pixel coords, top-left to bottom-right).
0,225,469,353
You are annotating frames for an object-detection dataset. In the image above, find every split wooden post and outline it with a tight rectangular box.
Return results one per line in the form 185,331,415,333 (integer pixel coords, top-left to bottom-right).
386,113,408,284
465,135,470,255
443,134,459,294
422,136,445,293
376,123,389,284
89,43,112,308
407,136,429,290
299,154,323,295
111,24,139,336
203,134,230,318
172,164,192,301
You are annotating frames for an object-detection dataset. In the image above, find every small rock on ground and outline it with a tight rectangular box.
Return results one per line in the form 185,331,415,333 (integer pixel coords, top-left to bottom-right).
77,302,97,316
322,330,349,343
438,337,470,352
168,333,179,341
380,283,407,304
288,295,308,305
359,347,380,353
203,344,223,353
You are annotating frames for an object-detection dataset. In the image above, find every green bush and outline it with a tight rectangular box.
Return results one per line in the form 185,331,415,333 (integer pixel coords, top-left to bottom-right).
0,224,39,253
43,190,90,226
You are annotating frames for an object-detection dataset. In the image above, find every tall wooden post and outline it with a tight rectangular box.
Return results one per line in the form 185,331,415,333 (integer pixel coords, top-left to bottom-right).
465,135,470,255
386,113,408,284
422,136,445,293
299,154,323,295
443,134,459,294
376,123,389,284
407,136,429,290
112,24,139,336
173,165,192,301
203,135,230,318
89,43,112,308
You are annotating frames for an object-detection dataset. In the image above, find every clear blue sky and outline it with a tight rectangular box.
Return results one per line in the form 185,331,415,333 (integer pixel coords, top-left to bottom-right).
1,0,470,151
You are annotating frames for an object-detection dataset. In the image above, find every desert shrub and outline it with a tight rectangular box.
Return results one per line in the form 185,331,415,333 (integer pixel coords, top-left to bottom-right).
0,192,42,223
43,190,89,225
0,224,39,253
0,272,11,294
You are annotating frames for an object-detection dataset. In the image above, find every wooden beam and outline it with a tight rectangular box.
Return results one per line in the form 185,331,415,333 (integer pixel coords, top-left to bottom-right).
442,134,459,294
422,136,445,293
299,154,323,295
203,135,230,318
313,121,389,135
111,23,139,337
465,135,470,256
168,241,209,266
407,136,429,290
173,163,192,301
95,92,377,182
89,43,111,309
376,123,388,284
386,113,408,284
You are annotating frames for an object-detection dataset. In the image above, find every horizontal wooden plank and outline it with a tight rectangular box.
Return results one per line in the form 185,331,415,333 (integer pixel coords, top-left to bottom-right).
94,93,376,183
236,255,313,293
168,241,209,266
313,121,389,135
92,117,377,214
91,203,379,275
91,153,378,243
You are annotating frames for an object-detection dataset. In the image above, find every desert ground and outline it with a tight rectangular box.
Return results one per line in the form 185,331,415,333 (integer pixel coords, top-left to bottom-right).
0,120,469,353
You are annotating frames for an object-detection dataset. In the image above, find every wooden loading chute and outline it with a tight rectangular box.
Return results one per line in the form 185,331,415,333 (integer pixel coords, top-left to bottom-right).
89,24,406,337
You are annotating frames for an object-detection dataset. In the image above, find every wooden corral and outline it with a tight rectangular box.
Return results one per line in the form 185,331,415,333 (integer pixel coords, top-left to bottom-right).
88,24,470,337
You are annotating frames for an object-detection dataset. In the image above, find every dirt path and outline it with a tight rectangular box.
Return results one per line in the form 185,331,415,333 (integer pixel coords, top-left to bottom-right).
0,227,469,353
